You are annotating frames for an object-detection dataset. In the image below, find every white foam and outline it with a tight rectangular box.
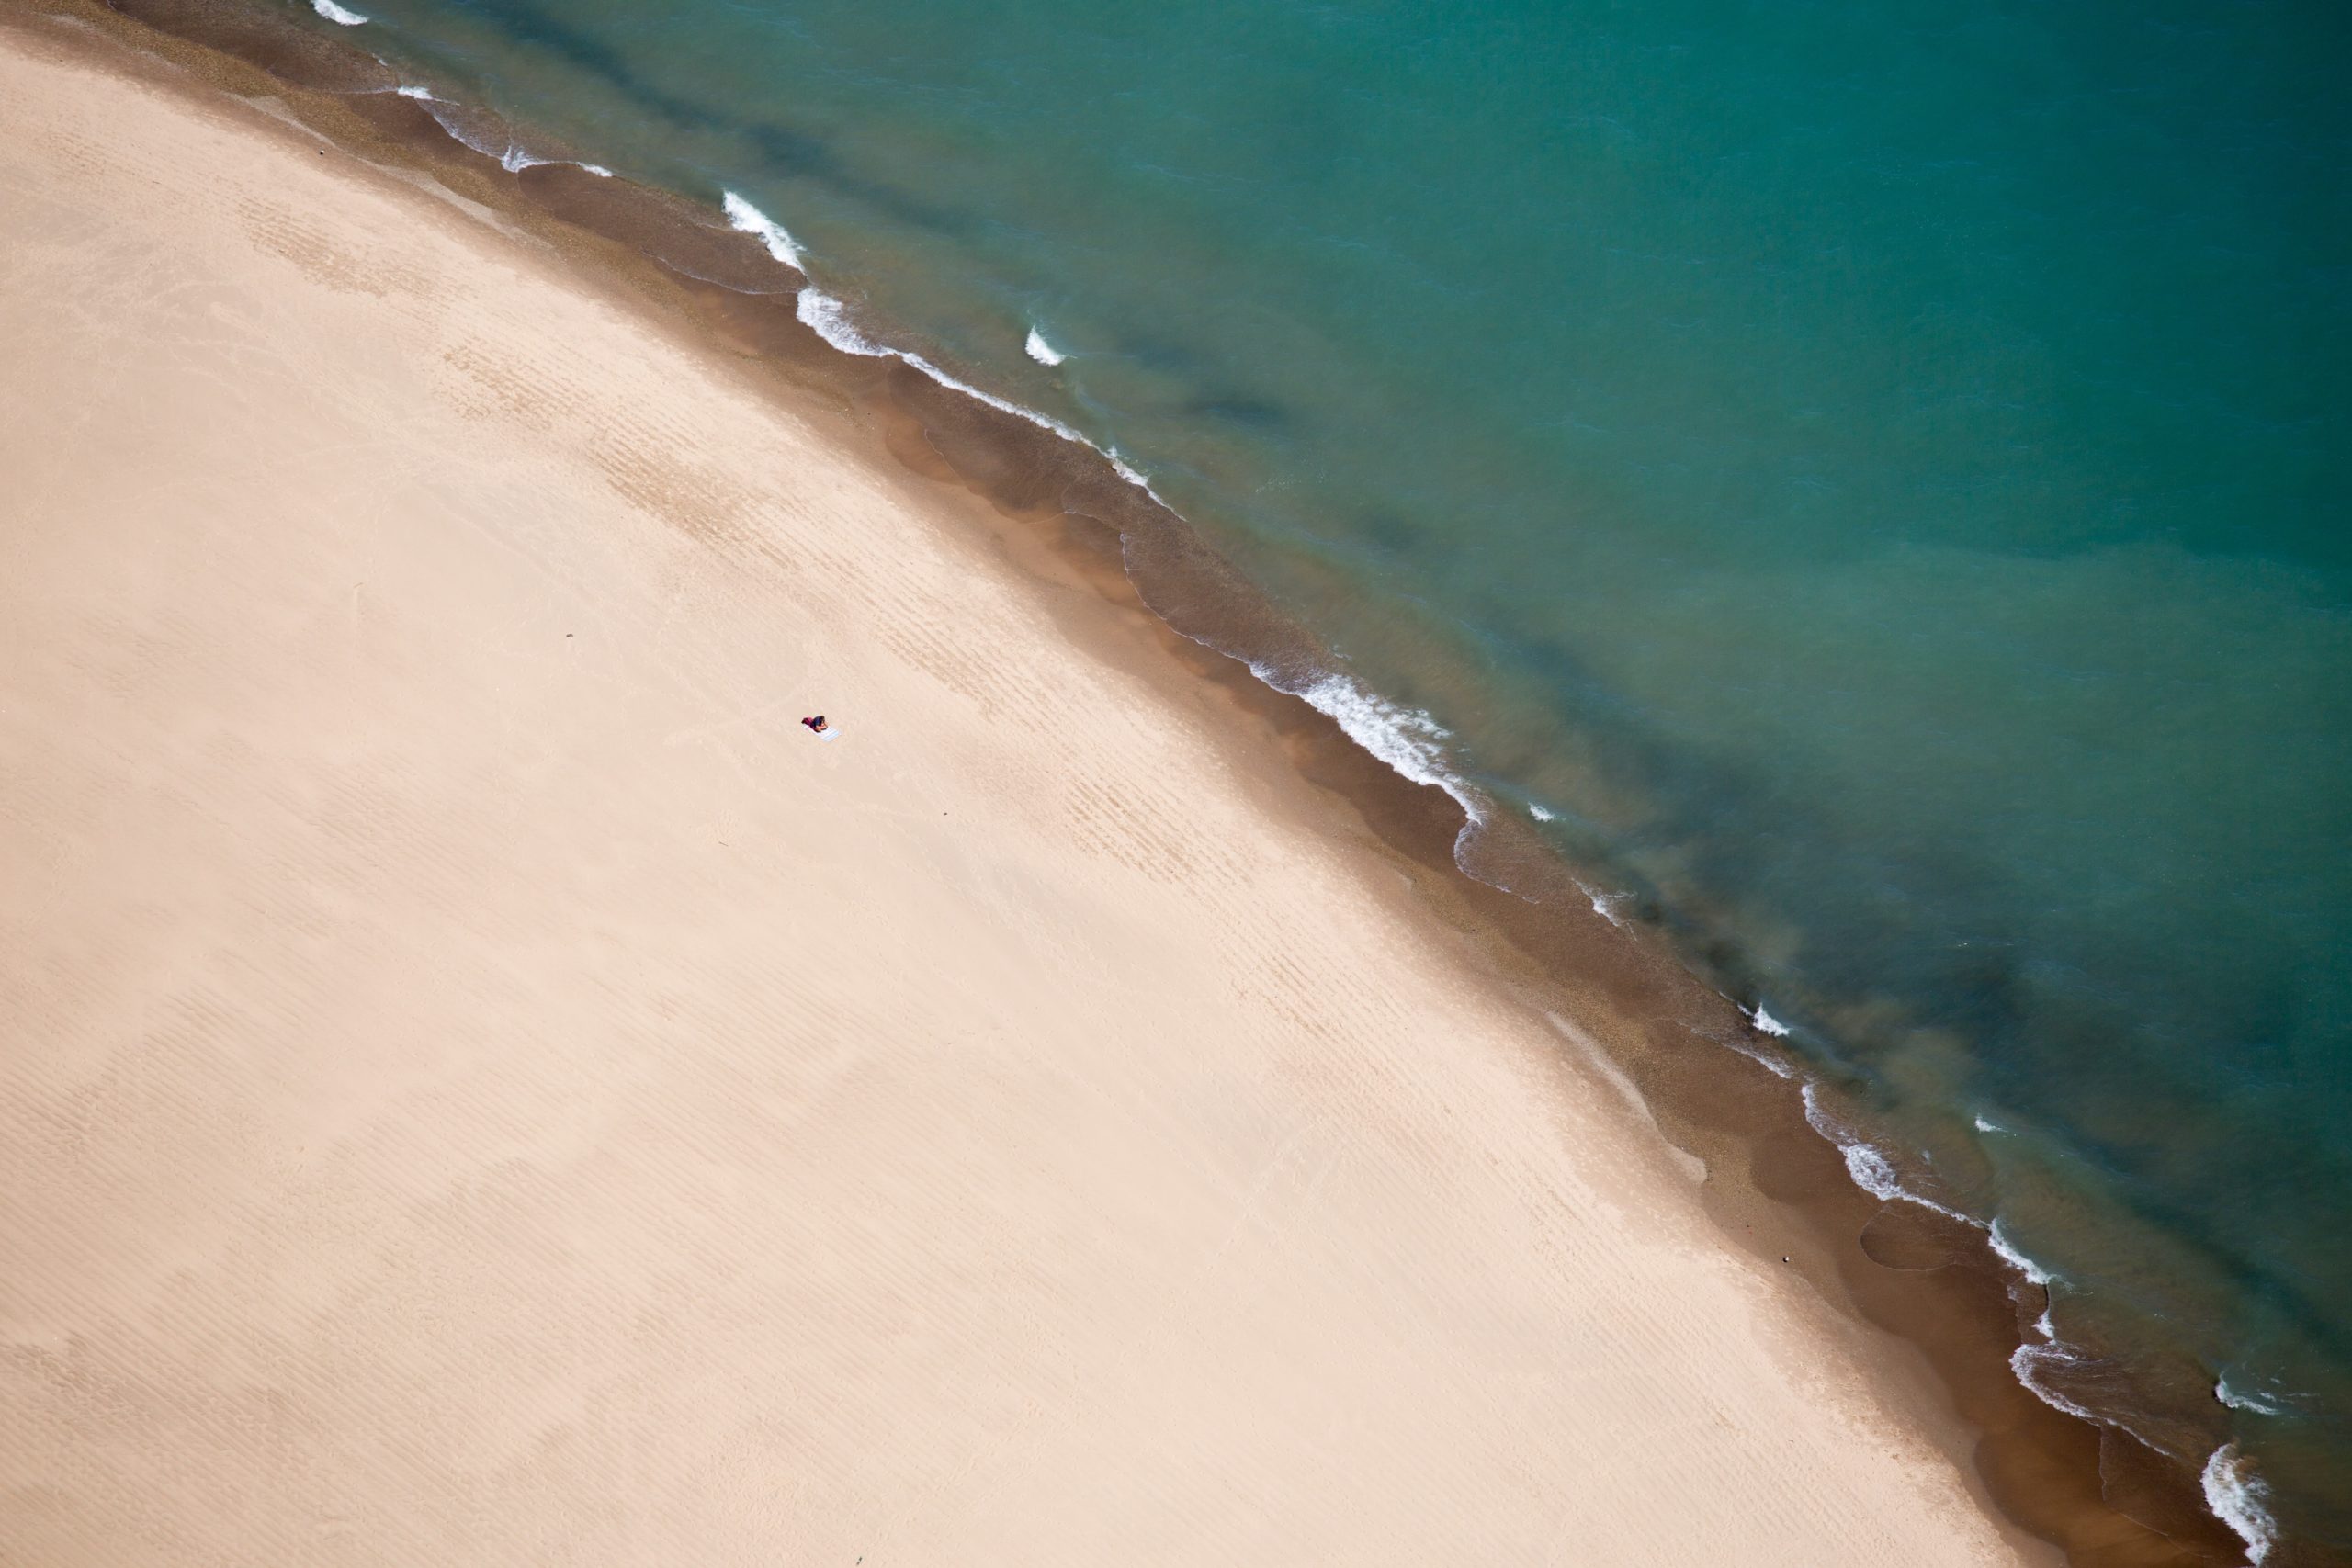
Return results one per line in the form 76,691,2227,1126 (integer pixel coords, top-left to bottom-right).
799,289,1112,446
311,0,368,24
1576,880,1631,928
1799,1083,1973,1223
1024,326,1067,366
1761,1013,2215,1471
1282,676,1458,798
1973,1114,2002,1133
2010,1339,2107,1425
395,85,434,100
417,101,492,158
724,191,808,273
581,164,615,178
1716,1032,1796,1079
2215,1378,2290,1417
702,231,2311,1554
799,292,1194,514
1993,1248,2188,1462
721,187,1174,503
787,277,1507,867
1529,802,1557,822
1843,1140,1907,1201
413,99,587,177
2200,1444,2279,1565
1987,1219,2054,1286
795,288,876,351
1279,671,1487,843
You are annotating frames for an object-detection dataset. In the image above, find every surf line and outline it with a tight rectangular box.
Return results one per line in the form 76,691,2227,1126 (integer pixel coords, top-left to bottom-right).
718,194,1500,867
720,192,2287,1549
723,192,2288,1559
389,85,615,177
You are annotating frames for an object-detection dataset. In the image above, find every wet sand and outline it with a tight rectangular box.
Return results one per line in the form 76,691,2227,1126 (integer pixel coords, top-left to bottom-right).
0,6,2230,1564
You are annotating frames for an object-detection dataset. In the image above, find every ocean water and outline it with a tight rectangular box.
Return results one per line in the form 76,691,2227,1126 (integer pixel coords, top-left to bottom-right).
301,0,2346,1551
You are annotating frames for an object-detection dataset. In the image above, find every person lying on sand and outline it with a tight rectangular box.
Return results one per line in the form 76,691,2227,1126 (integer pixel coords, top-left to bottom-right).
800,715,829,734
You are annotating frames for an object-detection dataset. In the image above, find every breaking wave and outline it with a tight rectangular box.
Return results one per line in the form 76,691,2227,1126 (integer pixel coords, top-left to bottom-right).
1024,325,1067,365
412,96,612,175
2200,1443,2280,1565
1799,1084,1971,1222
722,190,807,273
2215,1378,2291,1417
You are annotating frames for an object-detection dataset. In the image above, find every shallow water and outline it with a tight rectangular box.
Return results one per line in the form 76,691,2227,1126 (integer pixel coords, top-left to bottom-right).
311,0,2348,1548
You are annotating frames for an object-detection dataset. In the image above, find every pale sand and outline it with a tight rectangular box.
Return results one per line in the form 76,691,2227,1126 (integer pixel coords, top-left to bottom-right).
0,28,2040,1567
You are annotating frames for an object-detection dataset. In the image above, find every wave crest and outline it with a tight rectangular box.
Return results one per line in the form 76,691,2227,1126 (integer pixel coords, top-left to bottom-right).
411,97,608,176
1987,1220,2054,1287
2215,1378,2291,1417
2200,1443,2279,1565
722,191,807,273
1798,1083,1970,1223
1024,326,1067,366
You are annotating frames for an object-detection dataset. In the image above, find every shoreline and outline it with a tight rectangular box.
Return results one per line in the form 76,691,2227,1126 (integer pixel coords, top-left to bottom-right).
0,1,2262,1561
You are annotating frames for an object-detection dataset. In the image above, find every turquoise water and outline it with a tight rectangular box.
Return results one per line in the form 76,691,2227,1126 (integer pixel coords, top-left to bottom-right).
316,0,2347,1548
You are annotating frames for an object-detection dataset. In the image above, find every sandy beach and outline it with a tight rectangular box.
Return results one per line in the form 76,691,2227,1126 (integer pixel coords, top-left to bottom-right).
0,18,2054,1565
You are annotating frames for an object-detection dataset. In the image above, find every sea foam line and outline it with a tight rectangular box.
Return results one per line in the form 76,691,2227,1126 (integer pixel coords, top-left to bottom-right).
724,190,807,273
1577,880,1633,928
763,188,2296,1565
413,96,611,175
2214,1377,2291,1417
311,0,368,25
797,288,1159,484
1798,1083,1972,1224
1715,1020,2182,1460
2200,1443,2280,1566
1267,668,1491,854
1025,325,1068,366
1784,1066,2156,1439
1810,1098,2226,1506
1794,1084,2089,1326
2009,1340,2107,1427
716,195,1498,860
1714,1030,1794,1079
742,208,2267,1561
760,186,2273,1558
1980,1203,2269,1557
1986,1219,2053,1286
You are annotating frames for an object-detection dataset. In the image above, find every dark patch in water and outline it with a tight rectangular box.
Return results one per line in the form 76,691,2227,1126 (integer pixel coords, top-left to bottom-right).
1351,508,1422,560
1181,390,1294,432
438,0,976,237
35,0,2294,1551
1103,322,1211,377
1478,608,2352,1431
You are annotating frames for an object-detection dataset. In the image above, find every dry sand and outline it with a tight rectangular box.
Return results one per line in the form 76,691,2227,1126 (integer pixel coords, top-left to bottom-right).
0,25,2043,1566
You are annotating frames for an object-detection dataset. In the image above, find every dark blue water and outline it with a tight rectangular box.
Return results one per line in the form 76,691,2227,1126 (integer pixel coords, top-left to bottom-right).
307,0,2350,1548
